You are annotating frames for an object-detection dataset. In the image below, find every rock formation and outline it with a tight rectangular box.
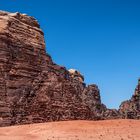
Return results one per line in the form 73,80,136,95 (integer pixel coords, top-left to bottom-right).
68,69,84,83
0,11,139,127
0,11,110,127
119,79,140,119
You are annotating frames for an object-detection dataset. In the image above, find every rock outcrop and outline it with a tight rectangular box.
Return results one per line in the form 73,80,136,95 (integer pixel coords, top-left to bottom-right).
119,79,140,119
68,69,84,83
0,11,139,127
0,11,110,127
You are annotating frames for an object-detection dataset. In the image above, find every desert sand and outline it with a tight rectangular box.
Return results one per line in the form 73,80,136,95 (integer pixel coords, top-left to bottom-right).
0,119,140,140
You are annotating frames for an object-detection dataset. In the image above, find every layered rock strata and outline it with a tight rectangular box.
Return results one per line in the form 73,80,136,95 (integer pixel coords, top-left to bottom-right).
0,11,109,126
0,11,139,127
119,79,140,119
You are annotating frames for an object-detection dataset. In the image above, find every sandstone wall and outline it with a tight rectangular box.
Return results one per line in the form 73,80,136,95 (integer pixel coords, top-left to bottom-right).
0,11,109,126
0,11,139,127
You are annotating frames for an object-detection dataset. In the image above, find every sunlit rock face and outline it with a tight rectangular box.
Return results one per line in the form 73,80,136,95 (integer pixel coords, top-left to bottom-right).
0,11,110,126
119,79,140,119
68,69,84,83
0,11,53,126
0,11,139,127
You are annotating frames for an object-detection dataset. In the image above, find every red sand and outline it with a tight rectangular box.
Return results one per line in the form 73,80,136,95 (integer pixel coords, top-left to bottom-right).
0,119,140,140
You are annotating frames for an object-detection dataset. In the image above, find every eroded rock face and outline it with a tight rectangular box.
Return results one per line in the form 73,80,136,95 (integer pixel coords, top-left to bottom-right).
0,11,110,126
0,11,139,127
119,79,140,119
68,69,84,83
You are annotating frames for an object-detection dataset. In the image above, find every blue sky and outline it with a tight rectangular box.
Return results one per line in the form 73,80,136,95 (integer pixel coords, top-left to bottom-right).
1,0,140,109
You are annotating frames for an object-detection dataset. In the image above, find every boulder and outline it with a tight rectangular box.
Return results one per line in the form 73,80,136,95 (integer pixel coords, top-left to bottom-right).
68,69,84,83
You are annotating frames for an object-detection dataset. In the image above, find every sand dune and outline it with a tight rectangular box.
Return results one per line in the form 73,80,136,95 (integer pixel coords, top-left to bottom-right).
0,120,140,140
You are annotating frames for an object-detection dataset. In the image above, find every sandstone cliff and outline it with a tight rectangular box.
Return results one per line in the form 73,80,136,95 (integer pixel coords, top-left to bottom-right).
0,11,139,127
119,79,140,119
0,11,110,126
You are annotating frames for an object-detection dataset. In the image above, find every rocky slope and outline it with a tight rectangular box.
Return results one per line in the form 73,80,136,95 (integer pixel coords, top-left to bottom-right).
0,11,139,127
119,79,140,119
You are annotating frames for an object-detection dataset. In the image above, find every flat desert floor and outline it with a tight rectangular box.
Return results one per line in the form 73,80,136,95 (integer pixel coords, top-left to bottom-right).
0,120,140,140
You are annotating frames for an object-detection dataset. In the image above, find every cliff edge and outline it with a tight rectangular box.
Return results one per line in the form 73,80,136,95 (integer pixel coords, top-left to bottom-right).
0,11,139,127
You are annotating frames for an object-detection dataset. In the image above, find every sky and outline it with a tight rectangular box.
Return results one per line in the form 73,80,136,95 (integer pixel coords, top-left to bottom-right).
1,0,140,109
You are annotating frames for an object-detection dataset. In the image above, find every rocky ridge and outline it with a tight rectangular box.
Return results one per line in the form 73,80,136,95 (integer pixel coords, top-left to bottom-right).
119,79,140,119
0,11,139,127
